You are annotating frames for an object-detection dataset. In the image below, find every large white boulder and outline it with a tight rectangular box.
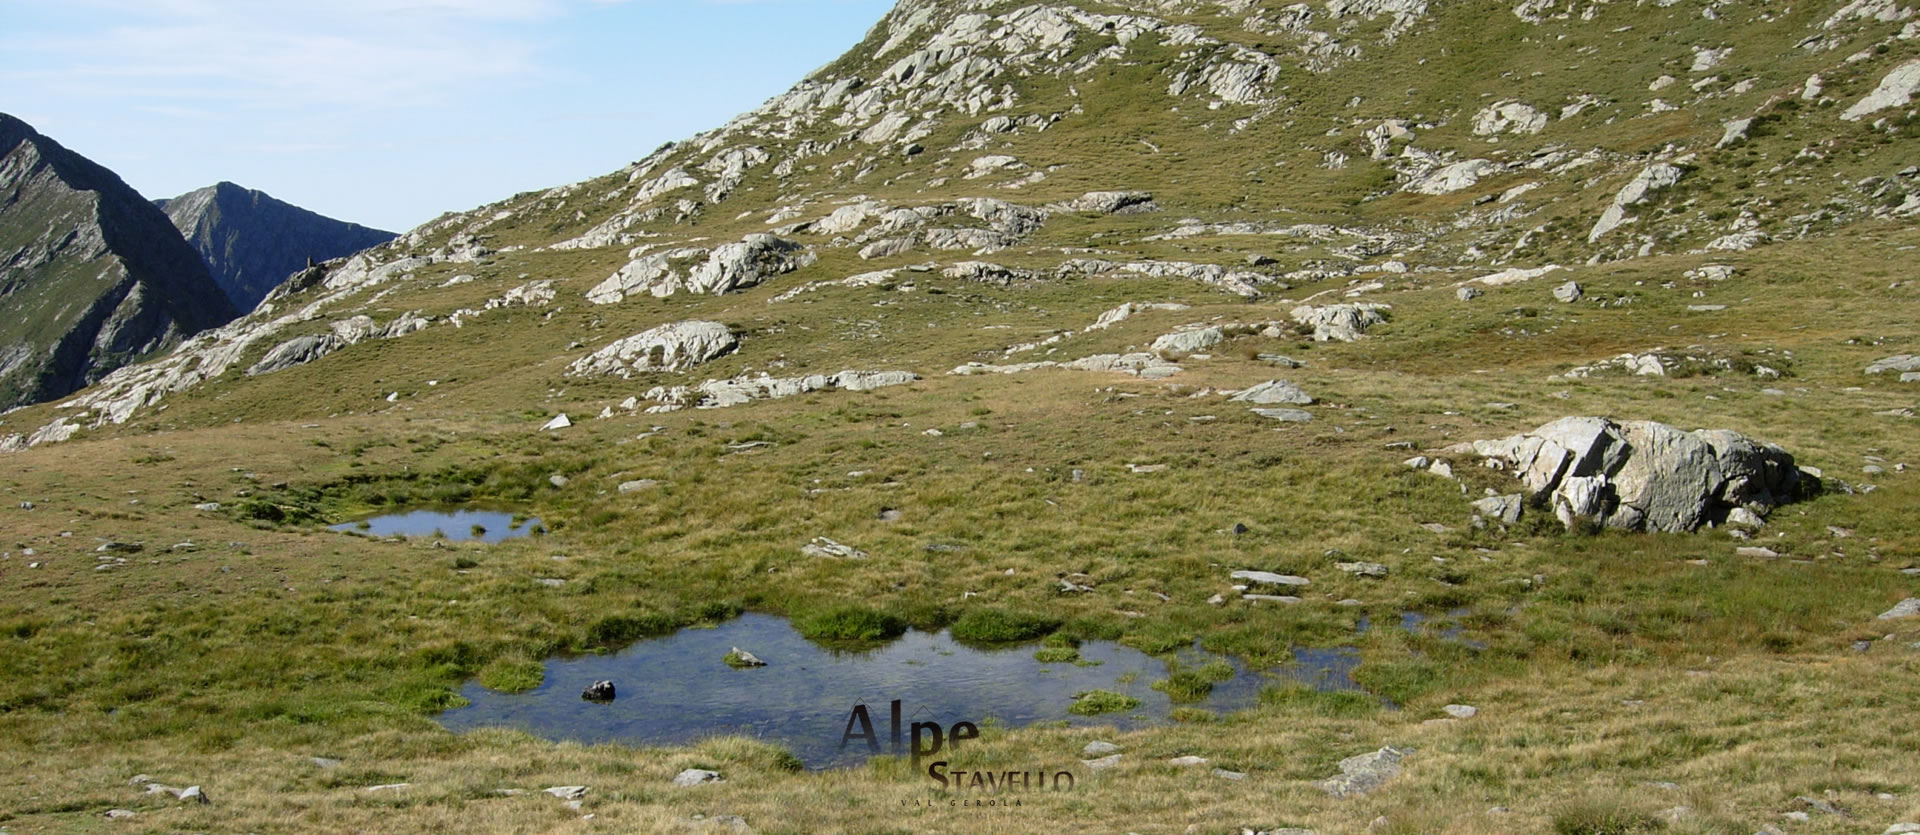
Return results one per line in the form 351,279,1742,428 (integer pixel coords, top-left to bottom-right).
1454,418,1806,533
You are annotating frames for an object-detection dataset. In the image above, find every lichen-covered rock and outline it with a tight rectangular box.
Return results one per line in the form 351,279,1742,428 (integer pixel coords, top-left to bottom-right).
1866,355,1920,375
1151,325,1224,354
644,370,918,412
245,334,338,377
1291,303,1391,342
588,235,814,303
568,321,737,377
1841,60,1920,121
1230,380,1314,405
1472,101,1548,135
1047,190,1157,214
1590,163,1685,242
1319,746,1412,797
1406,159,1500,195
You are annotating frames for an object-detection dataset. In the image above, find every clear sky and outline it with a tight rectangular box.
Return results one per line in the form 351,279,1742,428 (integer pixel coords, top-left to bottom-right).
0,0,896,232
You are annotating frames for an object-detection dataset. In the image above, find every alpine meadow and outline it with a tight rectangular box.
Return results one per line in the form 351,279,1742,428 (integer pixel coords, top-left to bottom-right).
3,1,1919,833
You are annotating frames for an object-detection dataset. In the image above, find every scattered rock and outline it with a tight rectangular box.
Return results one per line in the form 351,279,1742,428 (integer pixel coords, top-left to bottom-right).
1291,303,1390,342
1231,570,1310,587
618,479,658,493
1472,100,1548,136
1866,355,1920,376
105,809,136,819
1337,562,1390,578
802,537,869,559
366,783,410,792
673,769,725,787
544,786,589,800
1590,163,1684,241
1442,704,1478,719
588,234,814,302
1841,59,1920,121
645,369,918,411
1243,594,1302,603
1082,754,1123,771
193,502,221,512
1252,408,1314,422
568,321,739,377
1231,380,1314,406
1457,286,1483,301
1471,494,1525,524
1168,755,1209,766
311,757,342,769
1212,768,1248,780
548,474,570,489
582,680,616,702
1878,598,1920,620
1048,191,1157,215
1319,746,1412,797
1737,546,1780,559
1082,741,1121,756
1151,325,1225,355
542,414,572,431
1552,281,1583,303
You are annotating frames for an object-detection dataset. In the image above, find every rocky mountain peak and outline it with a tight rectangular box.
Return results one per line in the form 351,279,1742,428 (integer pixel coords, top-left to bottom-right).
157,181,397,313
0,113,235,412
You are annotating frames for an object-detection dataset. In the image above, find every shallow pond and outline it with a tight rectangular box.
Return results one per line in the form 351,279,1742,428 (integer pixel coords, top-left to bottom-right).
438,613,1367,767
328,509,540,544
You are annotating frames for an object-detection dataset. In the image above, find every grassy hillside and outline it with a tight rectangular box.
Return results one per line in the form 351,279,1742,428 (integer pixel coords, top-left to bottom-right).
1,0,1916,832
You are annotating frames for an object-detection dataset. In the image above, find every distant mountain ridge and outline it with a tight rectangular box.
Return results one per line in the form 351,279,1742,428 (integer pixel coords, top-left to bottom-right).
157,181,396,313
0,112,236,411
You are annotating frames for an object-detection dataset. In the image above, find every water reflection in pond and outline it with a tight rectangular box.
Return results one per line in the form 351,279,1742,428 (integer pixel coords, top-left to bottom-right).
438,613,1369,767
328,509,539,544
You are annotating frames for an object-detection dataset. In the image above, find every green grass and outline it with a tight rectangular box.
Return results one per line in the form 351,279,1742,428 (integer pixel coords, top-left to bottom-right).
1067,690,1142,716
1150,660,1236,702
949,607,1061,644
477,658,544,693
794,606,907,646
1259,684,1382,719
1033,646,1081,663
2,2,1918,832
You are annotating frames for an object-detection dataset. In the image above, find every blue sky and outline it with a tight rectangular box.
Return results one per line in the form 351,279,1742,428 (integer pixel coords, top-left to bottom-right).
0,0,895,232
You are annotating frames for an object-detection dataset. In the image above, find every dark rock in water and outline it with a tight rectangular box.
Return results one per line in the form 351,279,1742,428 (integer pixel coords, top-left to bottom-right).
582,680,615,702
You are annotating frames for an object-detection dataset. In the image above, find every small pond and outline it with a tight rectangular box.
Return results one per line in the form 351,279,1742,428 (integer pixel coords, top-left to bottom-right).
437,613,1368,768
328,509,540,544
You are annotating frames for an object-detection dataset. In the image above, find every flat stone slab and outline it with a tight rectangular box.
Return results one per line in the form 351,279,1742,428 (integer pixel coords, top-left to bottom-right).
1252,407,1314,422
1231,570,1310,586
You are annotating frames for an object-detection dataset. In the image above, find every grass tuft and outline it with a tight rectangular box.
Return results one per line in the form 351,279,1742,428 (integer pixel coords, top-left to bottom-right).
1068,690,1141,716
950,608,1061,644
795,605,906,647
